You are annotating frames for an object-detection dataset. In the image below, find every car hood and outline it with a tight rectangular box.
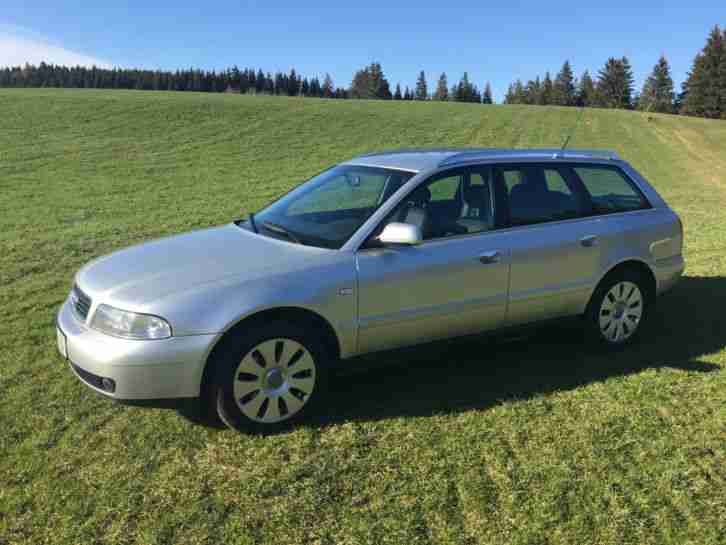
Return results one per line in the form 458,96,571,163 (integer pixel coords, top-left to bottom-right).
76,223,331,307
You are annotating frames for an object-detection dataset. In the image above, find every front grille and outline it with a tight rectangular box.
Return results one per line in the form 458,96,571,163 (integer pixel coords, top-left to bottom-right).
71,284,92,321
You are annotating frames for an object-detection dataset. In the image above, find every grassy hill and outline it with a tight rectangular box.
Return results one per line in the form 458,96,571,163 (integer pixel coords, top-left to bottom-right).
1,89,725,545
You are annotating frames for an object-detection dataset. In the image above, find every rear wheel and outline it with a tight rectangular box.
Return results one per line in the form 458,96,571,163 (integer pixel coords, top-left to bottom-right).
585,269,650,348
211,322,330,434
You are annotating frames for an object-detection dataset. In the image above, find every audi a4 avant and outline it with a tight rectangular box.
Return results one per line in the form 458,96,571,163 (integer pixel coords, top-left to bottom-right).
56,148,684,433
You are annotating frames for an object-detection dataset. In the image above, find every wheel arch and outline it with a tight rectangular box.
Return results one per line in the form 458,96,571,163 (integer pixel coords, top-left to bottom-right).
590,258,657,310
199,306,341,400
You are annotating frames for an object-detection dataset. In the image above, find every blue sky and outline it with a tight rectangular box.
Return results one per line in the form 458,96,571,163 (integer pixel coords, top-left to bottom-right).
1,1,722,100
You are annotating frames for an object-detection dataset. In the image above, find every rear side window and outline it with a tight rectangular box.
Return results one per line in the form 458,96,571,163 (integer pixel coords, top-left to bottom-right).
574,166,649,214
497,165,584,226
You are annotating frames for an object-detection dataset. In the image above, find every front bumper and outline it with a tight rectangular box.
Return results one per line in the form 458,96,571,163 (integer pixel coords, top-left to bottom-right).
56,299,219,400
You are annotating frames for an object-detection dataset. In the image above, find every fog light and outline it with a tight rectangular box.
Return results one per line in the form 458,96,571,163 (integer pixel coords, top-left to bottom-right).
101,378,116,392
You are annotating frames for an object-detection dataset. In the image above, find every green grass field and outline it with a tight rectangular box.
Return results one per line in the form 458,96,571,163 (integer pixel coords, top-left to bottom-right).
1,89,725,545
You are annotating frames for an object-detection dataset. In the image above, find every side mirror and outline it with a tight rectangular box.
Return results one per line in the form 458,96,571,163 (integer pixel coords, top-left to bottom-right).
378,222,423,246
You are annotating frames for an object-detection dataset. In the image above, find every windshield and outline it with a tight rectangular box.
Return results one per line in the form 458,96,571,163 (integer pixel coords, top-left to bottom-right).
249,165,415,249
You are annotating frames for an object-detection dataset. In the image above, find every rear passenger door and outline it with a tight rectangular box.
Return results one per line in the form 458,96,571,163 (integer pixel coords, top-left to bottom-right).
496,163,610,325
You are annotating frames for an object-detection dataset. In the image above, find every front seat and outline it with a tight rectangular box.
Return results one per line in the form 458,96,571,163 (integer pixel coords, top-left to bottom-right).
399,186,431,237
458,184,493,232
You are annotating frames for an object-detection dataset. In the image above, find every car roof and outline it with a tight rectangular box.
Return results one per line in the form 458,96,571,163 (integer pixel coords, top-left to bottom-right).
344,148,620,173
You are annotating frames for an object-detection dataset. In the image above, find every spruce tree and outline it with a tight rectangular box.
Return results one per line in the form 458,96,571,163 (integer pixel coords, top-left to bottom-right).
434,73,448,100
322,73,334,98
525,77,541,105
453,72,476,102
553,60,575,106
394,83,402,100
415,70,428,100
350,62,392,100
369,62,392,99
513,80,525,103
541,72,554,105
482,82,493,104
638,56,675,113
596,57,635,109
577,70,596,107
504,83,515,104
681,25,726,118
350,66,372,99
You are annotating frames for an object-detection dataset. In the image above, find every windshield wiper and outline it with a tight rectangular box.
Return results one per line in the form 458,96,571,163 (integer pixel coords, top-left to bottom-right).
261,221,303,244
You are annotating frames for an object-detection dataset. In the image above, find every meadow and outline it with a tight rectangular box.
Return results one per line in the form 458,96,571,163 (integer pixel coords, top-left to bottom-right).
0,88,724,545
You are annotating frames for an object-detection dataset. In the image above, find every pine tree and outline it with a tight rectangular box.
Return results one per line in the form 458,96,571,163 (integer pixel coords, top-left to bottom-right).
415,70,428,100
433,73,448,101
638,55,675,113
681,25,726,118
596,57,635,109
482,81,493,104
553,60,576,106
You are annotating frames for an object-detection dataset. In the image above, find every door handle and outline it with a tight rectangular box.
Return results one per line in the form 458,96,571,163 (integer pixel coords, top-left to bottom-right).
479,251,501,264
580,235,599,248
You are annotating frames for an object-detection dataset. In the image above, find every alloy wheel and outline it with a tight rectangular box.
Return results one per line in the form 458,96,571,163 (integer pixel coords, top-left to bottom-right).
598,281,644,343
233,338,316,423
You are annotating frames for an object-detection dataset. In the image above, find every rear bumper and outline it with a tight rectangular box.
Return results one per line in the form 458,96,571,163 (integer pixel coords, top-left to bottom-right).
57,298,218,400
654,254,685,295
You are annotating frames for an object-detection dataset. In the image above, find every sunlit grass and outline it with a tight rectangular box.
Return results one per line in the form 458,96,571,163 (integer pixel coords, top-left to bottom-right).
0,89,724,545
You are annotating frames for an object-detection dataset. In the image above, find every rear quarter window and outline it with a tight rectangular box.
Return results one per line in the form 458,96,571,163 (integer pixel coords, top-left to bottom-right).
574,166,650,214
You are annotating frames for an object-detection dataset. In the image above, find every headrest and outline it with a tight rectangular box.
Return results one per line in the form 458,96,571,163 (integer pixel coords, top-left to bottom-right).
408,186,431,205
464,185,487,204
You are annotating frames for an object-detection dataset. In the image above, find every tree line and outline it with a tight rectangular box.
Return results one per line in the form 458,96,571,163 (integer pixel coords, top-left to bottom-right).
349,64,493,103
0,61,494,104
504,25,726,118
0,25,723,118
0,65,349,99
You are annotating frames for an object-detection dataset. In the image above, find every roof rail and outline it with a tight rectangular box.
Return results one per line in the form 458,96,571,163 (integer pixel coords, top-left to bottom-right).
438,148,619,167
358,147,494,158
551,149,620,160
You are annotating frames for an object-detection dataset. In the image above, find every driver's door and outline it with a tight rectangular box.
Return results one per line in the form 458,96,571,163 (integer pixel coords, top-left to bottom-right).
355,167,511,354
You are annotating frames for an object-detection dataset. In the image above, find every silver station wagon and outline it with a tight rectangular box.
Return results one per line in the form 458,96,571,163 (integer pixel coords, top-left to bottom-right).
56,148,684,433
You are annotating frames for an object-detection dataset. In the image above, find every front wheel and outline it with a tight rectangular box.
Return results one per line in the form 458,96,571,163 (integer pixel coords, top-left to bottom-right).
585,270,650,348
211,322,330,434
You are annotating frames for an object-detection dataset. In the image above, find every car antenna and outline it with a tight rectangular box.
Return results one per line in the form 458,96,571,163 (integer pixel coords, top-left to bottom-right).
559,106,586,155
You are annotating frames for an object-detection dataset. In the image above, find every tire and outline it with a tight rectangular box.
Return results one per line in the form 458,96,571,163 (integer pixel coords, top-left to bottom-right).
210,321,330,434
584,269,651,349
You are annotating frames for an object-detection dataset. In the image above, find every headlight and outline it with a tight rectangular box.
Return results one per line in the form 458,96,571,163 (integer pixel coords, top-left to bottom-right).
90,304,172,340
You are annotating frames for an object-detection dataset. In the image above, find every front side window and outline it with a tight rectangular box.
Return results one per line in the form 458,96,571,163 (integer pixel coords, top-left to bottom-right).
370,166,496,242
252,165,414,249
573,166,649,214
